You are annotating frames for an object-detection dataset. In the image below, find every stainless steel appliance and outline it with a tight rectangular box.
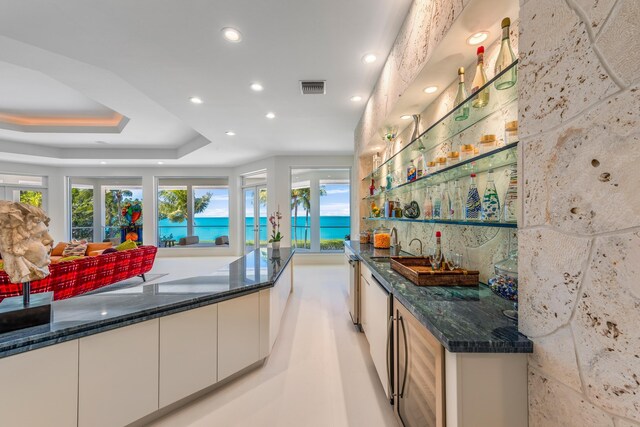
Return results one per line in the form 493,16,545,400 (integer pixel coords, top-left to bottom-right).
393,297,445,427
344,246,360,327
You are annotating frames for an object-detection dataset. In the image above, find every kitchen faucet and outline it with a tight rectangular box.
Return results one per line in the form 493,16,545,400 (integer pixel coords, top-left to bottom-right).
409,238,423,256
390,227,402,256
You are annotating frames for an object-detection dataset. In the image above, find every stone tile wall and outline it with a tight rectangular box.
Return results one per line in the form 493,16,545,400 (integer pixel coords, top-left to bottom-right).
519,0,640,425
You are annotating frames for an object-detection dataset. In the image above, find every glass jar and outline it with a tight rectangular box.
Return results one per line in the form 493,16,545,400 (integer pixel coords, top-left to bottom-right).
488,250,519,319
460,144,475,161
373,226,391,249
504,120,518,145
436,156,447,170
479,134,497,154
446,151,460,166
426,161,437,175
359,230,370,244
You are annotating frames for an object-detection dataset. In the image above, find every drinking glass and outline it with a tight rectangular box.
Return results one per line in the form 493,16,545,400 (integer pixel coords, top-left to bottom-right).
453,253,463,270
428,247,443,271
445,251,457,271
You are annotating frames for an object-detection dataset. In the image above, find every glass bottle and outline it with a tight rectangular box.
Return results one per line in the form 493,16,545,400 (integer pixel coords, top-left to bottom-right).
407,159,417,182
454,67,469,121
465,173,481,220
433,231,443,270
385,172,393,191
369,178,376,196
432,186,442,219
471,46,489,108
482,170,500,222
423,187,433,220
503,167,518,222
440,183,451,220
372,152,381,171
452,180,464,220
494,17,517,90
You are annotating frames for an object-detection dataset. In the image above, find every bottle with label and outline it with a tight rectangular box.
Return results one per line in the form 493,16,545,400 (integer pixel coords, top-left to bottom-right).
423,187,433,220
454,67,470,121
465,173,481,220
407,159,417,182
452,179,464,220
482,170,500,221
432,187,442,219
503,167,518,222
471,46,489,108
433,231,443,270
494,17,517,90
440,183,451,220
369,179,376,196
386,173,393,191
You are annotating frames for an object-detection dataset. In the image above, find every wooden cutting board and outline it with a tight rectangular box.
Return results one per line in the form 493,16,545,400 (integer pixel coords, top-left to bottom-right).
390,256,479,286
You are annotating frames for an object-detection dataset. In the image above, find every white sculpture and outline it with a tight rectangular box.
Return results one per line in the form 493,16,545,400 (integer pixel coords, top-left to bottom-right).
0,201,53,284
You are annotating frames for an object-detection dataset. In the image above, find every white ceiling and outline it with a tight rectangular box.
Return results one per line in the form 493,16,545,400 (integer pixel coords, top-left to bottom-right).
0,0,412,166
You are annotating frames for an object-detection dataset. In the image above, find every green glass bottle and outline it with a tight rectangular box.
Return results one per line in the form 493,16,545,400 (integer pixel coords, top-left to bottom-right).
494,17,517,90
454,67,470,121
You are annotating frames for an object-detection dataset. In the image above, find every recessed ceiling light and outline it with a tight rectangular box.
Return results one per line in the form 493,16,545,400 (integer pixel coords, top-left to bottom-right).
100,161,107,165
250,83,263,92
400,115,412,120
467,31,489,45
362,53,377,64
221,27,242,42
157,161,164,165
225,131,236,136
350,95,362,102
423,86,438,94
189,96,203,104
265,112,275,119
95,140,108,145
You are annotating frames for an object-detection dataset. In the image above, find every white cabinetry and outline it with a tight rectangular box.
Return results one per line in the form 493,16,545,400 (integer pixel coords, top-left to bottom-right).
360,262,391,397
78,319,159,427
260,262,292,357
0,340,79,427
159,304,218,407
218,292,261,381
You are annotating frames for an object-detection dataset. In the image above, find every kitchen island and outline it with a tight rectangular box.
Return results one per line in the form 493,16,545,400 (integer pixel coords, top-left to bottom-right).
0,248,294,427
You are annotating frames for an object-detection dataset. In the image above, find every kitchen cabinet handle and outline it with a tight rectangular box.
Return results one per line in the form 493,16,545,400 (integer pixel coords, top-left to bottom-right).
399,314,408,398
386,315,393,401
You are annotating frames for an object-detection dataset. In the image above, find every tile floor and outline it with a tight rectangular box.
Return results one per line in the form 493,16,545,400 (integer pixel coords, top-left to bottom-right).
146,262,398,427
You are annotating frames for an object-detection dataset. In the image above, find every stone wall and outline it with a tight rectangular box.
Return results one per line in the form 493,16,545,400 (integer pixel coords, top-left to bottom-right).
518,0,640,425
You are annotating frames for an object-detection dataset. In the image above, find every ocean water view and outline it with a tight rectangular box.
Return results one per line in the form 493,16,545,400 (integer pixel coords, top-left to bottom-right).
158,216,350,242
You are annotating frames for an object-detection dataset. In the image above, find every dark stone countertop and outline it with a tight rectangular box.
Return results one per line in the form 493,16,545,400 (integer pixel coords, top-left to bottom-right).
346,241,532,353
0,248,294,359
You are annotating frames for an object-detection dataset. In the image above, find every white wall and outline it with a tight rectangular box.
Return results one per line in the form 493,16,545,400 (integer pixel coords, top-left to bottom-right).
0,155,353,257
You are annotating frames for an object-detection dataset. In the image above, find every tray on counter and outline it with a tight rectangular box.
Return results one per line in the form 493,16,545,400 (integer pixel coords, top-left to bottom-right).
390,256,479,286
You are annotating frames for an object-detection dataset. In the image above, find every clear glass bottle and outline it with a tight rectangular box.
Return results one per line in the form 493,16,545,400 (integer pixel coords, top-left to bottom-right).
494,17,517,90
440,183,451,220
423,187,433,220
407,159,417,182
454,67,469,121
432,186,442,219
372,152,381,171
465,173,481,220
503,167,518,222
482,170,501,222
471,46,489,108
452,180,464,220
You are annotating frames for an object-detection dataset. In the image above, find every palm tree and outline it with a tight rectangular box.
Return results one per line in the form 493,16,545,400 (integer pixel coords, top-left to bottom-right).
290,186,326,249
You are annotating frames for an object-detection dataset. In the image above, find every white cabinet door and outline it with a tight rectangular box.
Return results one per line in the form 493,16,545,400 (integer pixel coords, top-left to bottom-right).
218,292,261,381
79,319,159,427
368,276,390,398
271,263,292,350
360,273,369,335
159,304,218,407
0,340,78,427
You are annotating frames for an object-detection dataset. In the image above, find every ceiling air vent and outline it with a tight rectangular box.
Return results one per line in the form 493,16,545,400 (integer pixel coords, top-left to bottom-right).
300,80,326,95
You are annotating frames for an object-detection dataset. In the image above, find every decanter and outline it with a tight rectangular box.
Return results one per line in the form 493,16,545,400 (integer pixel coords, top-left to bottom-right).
465,173,481,220
482,170,500,222
452,180,464,220
432,186,442,219
503,167,518,222
440,183,451,220
423,187,433,219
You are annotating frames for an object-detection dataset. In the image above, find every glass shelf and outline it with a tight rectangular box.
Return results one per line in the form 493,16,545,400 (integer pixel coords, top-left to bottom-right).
363,217,517,229
362,142,518,201
363,60,518,182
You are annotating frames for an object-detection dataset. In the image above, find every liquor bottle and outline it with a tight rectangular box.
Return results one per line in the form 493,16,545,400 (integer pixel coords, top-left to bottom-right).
452,179,464,220
407,159,417,182
433,231,443,270
494,17,517,90
440,183,451,220
503,167,518,222
465,173,481,220
369,179,376,196
454,67,469,121
423,187,433,219
471,46,489,108
481,170,500,221
432,186,442,219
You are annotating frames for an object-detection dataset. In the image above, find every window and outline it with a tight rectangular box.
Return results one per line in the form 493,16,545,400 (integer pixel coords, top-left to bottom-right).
291,168,350,252
0,174,47,210
71,184,94,241
157,178,229,248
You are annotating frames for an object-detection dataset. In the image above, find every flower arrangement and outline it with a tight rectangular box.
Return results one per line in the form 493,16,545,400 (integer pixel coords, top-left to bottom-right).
268,208,283,243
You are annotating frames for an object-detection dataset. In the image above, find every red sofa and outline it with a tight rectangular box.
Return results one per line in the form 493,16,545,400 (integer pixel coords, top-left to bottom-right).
0,246,158,302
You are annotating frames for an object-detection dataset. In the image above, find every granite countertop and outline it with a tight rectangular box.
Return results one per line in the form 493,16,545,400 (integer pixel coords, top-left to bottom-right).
0,248,294,359
346,241,532,353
